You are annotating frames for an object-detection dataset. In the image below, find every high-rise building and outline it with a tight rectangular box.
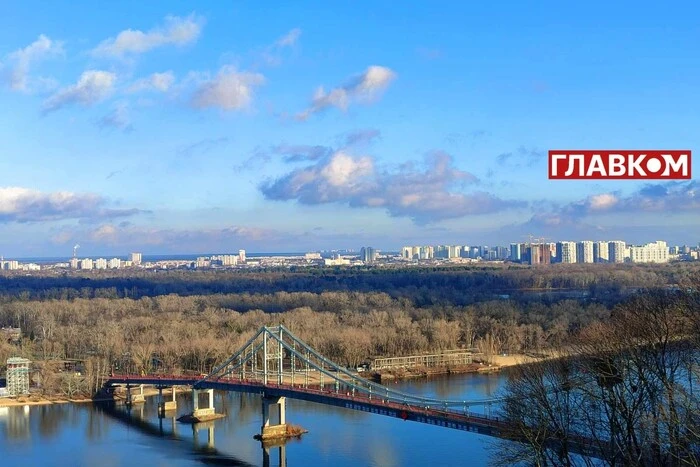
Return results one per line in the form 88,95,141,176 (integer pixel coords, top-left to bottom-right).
556,241,577,263
448,245,462,259
401,246,413,259
108,258,122,269
360,246,377,263
95,258,108,269
577,241,594,263
239,249,246,263
69,257,79,269
528,244,551,265
594,241,609,263
629,241,669,263
79,258,93,270
130,252,142,265
509,243,522,261
608,241,626,263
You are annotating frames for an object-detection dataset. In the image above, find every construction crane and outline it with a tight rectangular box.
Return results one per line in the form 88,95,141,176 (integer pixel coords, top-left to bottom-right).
73,244,80,259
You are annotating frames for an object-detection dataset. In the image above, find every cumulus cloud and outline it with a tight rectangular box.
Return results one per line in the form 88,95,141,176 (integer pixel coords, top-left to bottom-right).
98,103,133,132
296,65,397,120
0,187,143,223
127,71,175,93
42,70,116,113
261,150,523,223
190,66,265,111
527,181,700,228
4,34,64,92
92,14,203,58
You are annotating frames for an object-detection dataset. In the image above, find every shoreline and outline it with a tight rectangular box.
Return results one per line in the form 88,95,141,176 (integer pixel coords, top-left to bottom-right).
371,352,557,382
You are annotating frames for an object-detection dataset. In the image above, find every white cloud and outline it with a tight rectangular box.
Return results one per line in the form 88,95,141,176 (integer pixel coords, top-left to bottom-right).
297,65,396,120
5,34,64,92
191,66,265,111
43,70,116,113
276,28,301,47
127,71,175,93
92,14,203,58
0,186,142,222
261,150,522,223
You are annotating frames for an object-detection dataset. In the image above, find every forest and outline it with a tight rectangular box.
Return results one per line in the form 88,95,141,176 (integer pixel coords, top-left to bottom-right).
0,262,698,399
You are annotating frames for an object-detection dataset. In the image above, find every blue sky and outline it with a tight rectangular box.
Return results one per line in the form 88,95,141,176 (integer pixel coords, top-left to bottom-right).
1,1,698,256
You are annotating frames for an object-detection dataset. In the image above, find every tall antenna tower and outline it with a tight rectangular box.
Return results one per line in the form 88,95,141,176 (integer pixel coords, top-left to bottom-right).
73,244,80,259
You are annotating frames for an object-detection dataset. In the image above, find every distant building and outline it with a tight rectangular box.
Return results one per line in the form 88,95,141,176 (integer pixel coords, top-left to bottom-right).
528,244,551,265
6,357,30,396
304,252,322,260
448,245,462,259
556,241,577,263
509,243,522,261
594,241,609,263
324,256,350,266
130,252,142,265
239,249,246,263
108,258,122,269
1,327,21,344
360,247,377,263
221,254,239,266
577,241,594,263
95,258,108,270
608,241,626,263
629,241,669,263
79,258,93,270
1,260,19,270
70,258,79,269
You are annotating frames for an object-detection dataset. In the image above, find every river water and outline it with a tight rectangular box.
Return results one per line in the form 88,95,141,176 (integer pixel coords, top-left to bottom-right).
0,372,507,466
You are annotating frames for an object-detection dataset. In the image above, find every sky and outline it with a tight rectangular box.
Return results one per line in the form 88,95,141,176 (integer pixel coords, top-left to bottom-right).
0,1,699,257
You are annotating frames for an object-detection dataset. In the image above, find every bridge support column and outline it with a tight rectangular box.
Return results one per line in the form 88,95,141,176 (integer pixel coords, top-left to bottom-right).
260,395,287,440
191,388,217,420
158,386,177,416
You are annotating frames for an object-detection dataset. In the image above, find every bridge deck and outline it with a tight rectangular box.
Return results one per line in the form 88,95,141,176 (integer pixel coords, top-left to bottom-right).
105,374,505,436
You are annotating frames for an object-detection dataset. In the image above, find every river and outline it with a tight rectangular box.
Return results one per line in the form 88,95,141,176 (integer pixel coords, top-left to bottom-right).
0,372,507,466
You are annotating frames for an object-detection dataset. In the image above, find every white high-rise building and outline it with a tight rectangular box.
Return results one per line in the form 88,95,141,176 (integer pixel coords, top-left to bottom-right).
557,241,577,263
79,258,93,270
130,252,142,265
238,249,246,263
108,258,122,269
629,241,669,263
594,241,609,262
70,258,79,269
608,241,626,263
95,258,108,269
577,241,594,263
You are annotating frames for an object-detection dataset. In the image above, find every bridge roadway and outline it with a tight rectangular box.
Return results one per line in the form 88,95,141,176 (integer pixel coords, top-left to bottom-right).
105,374,505,437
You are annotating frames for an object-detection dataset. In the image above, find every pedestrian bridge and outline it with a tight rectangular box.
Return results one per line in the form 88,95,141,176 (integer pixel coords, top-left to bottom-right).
106,325,505,440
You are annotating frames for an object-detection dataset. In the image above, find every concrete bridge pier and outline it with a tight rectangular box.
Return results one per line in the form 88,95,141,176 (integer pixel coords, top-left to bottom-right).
192,388,216,419
157,386,177,416
261,395,286,440
125,384,145,406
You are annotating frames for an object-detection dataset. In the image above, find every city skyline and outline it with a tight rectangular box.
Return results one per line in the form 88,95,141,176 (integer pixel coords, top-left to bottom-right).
2,2,699,256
